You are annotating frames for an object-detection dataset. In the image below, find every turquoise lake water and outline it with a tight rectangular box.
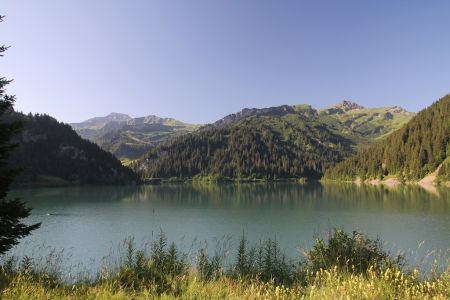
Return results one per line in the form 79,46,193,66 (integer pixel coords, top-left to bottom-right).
9,183,450,275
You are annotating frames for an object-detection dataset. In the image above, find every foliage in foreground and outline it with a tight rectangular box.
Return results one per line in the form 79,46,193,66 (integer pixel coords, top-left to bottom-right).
1,266,448,300
0,229,449,299
0,15,40,255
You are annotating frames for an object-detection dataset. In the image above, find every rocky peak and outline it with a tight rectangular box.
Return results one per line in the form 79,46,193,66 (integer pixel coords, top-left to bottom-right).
105,112,132,121
334,100,365,112
321,100,365,115
388,106,408,114
128,115,163,125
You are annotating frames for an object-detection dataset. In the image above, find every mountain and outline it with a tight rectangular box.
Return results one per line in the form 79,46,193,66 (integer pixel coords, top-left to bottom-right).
205,104,321,129
207,101,413,139
207,105,298,128
70,113,133,140
137,112,355,180
319,101,414,139
70,113,200,161
72,112,132,128
136,101,414,181
324,94,450,183
322,100,365,114
6,112,140,187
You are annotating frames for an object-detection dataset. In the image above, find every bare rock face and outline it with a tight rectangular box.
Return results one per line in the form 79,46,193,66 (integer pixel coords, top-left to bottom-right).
333,100,365,113
388,106,408,114
383,112,394,120
321,100,365,115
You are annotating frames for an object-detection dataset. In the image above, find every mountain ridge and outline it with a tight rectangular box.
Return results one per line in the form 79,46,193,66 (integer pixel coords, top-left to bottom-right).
71,112,191,129
70,113,199,160
6,111,140,187
70,101,414,162
324,94,450,183
135,100,415,180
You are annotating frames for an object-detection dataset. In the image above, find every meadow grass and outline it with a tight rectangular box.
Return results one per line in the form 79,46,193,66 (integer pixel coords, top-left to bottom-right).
1,229,449,299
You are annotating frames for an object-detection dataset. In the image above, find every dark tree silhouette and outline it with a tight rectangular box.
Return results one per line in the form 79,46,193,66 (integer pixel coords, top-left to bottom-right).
0,15,40,254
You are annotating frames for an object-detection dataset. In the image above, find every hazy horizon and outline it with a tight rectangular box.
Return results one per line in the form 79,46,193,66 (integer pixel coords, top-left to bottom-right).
2,0,450,124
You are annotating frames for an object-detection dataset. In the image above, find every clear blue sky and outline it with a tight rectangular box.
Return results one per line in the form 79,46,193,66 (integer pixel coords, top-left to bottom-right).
1,1,450,124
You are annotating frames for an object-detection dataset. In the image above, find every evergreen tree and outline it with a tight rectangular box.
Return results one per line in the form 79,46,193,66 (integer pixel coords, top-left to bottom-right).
137,114,355,180
7,112,140,186
324,94,450,181
0,15,40,254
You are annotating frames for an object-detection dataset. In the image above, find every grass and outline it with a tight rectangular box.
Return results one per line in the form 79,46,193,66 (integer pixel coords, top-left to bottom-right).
321,106,414,141
3,270,449,300
1,229,449,299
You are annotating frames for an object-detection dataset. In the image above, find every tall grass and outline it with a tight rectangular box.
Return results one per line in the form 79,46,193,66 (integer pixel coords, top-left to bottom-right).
1,229,449,299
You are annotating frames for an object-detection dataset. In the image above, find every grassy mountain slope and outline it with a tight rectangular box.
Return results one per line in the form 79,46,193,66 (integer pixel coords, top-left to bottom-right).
136,101,414,181
7,112,140,186
96,123,199,161
324,94,450,182
320,101,414,139
72,102,412,164
71,113,199,160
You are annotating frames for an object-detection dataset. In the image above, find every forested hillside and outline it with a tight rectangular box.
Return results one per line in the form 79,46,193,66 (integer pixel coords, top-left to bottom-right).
136,101,414,181
71,102,411,163
324,94,450,182
137,112,358,180
7,112,140,186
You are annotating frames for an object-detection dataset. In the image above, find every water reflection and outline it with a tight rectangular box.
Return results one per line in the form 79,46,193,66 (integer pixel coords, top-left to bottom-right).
119,183,450,214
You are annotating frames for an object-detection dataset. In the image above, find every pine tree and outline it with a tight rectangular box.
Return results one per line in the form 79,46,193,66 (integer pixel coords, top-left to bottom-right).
236,233,248,276
0,15,40,255
324,94,450,181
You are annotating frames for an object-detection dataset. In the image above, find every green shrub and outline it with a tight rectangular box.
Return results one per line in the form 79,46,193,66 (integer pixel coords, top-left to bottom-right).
232,235,297,285
115,232,188,293
196,248,224,280
306,228,401,273
0,229,415,295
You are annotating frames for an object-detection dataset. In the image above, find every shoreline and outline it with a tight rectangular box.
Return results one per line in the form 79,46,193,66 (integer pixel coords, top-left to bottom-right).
323,177,450,190
144,177,316,184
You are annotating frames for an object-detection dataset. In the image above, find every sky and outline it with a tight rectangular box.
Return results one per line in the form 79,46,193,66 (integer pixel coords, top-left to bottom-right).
1,1,450,124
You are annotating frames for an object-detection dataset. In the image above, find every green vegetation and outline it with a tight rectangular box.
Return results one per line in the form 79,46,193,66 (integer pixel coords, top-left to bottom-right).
438,157,450,183
6,112,140,186
324,94,450,182
1,229,448,299
136,101,413,181
71,101,412,177
0,16,40,255
306,230,400,274
319,101,414,140
137,113,357,180
70,113,200,160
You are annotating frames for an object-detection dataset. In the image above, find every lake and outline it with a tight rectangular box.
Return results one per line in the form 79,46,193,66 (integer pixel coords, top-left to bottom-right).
8,183,450,275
